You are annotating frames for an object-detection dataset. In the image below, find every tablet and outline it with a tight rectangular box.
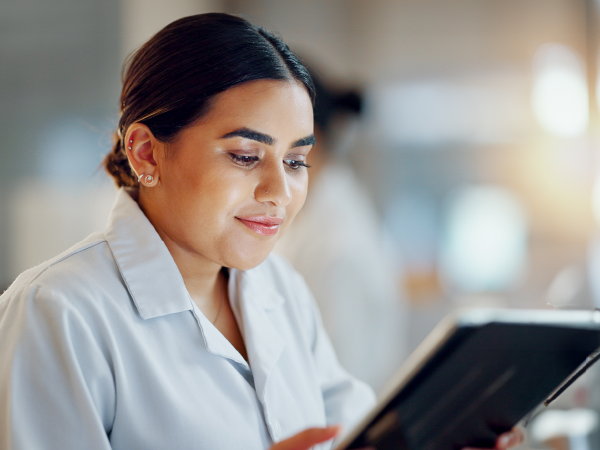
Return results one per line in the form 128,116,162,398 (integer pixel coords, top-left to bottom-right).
335,309,600,450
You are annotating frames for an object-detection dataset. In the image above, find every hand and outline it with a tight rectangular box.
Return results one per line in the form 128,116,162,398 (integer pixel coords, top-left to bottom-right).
270,425,342,450
463,427,525,450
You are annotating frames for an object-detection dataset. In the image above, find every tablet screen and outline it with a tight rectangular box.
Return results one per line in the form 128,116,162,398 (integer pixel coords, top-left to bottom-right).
339,319,600,450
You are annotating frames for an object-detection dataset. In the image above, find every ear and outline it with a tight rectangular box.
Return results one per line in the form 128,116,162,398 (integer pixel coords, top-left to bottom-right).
124,123,163,183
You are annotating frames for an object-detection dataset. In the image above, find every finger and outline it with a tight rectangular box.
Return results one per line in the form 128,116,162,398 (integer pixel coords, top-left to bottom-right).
271,425,342,450
496,428,525,449
461,428,525,450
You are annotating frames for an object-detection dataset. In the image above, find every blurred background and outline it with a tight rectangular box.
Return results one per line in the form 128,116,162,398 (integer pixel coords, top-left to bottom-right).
4,0,600,447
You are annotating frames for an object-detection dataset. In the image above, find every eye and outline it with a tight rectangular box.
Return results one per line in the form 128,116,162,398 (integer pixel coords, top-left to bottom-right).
284,159,311,170
230,154,260,167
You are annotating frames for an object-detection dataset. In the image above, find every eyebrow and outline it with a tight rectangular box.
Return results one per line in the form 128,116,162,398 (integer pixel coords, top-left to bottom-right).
220,127,316,148
292,135,316,148
221,128,273,145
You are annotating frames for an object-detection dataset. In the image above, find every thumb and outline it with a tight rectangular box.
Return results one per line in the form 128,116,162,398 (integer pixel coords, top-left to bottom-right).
271,425,342,450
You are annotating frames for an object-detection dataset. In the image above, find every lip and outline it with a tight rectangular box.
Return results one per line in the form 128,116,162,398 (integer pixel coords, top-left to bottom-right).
236,216,284,237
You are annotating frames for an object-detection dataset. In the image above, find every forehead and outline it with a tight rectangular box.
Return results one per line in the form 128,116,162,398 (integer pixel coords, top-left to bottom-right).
198,79,314,140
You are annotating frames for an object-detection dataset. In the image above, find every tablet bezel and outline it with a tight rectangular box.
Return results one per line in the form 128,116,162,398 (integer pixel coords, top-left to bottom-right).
334,308,600,450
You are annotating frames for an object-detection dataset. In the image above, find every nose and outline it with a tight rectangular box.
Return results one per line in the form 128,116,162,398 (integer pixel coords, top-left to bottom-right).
255,161,292,207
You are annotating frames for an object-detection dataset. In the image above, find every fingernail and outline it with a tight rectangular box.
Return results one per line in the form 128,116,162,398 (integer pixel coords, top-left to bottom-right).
328,424,343,434
498,434,512,448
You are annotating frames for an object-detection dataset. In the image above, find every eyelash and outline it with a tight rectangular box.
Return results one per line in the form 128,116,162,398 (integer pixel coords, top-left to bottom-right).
229,154,311,170
230,154,259,166
284,159,311,170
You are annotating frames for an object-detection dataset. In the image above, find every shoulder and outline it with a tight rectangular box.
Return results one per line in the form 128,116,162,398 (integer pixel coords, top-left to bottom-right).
0,231,123,320
4,232,105,291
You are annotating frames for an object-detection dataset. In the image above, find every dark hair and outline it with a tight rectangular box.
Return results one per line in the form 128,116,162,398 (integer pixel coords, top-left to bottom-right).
104,13,315,187
310,69,362,137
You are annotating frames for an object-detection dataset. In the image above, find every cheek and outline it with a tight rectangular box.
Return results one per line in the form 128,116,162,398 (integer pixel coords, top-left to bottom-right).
162,160,245,229
186,175,249,232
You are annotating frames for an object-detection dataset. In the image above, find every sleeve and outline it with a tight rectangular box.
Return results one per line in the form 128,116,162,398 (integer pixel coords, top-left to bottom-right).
292,270,377,432
0,285,116,450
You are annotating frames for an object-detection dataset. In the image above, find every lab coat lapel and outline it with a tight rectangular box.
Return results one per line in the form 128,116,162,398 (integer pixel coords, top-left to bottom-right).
229,267,285,403
104,188,192,320
106,189,254,366
192,302,249,365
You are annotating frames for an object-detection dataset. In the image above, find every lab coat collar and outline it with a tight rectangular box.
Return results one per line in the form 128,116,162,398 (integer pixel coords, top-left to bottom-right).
189,264,286,371
229,265,286,401
104,188,193,320
104,188,287,389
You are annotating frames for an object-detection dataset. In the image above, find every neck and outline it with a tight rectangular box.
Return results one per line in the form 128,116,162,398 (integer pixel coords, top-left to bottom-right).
165,240,225,308
138,192,225,309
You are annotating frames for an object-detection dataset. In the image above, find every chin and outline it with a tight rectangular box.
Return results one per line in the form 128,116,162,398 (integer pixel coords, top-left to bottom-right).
222,243,275,271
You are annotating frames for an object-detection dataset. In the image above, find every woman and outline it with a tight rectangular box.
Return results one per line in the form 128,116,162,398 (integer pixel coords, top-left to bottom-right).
0,13,522,450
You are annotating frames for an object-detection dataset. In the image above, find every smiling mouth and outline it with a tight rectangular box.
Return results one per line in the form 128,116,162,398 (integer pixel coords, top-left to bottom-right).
236,216,283,237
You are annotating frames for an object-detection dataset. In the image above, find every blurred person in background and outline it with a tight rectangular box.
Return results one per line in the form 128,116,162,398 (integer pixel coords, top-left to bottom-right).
275,66,408,394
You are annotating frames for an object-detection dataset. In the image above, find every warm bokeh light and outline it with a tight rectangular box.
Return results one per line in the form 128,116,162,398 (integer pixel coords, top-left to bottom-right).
531,43,588,138
441,186,527,292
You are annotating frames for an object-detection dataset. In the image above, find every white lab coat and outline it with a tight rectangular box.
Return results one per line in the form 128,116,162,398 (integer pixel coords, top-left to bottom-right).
0,188,375,450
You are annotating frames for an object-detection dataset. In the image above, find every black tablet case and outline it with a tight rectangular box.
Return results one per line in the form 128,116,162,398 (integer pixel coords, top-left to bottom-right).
339,321,600,450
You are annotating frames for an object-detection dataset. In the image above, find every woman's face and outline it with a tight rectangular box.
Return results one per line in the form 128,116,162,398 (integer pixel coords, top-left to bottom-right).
143,79,314,271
